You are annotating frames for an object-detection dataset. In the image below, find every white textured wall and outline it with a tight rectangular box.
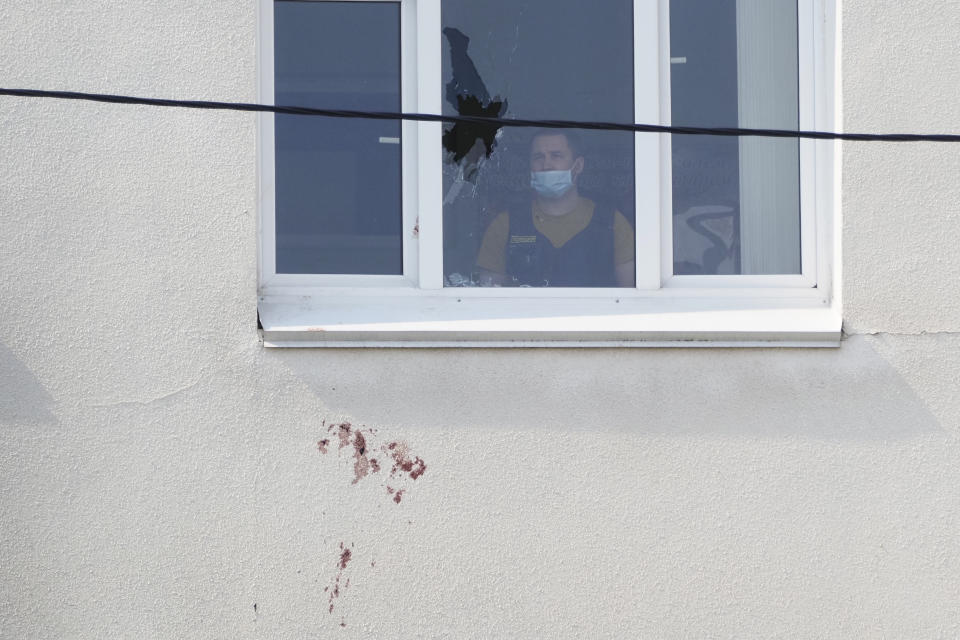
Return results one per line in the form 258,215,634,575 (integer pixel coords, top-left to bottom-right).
2,2,960,637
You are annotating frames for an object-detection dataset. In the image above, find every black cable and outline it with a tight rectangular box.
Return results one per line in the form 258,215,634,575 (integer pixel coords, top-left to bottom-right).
2,87,959,143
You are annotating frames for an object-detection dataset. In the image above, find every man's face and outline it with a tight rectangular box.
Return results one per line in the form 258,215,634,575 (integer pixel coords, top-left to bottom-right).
530,134,584,176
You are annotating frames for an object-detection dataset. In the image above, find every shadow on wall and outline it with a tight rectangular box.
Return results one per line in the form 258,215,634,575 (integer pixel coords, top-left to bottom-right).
0,342,58,426
265,335,946,442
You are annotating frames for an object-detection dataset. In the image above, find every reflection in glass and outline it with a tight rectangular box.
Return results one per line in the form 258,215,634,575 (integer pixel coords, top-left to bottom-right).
670,0,800,275
274,2,402,274
441,0,636,288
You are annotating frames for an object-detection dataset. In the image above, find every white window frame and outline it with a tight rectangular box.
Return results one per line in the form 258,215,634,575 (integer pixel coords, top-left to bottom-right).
257,0,842,347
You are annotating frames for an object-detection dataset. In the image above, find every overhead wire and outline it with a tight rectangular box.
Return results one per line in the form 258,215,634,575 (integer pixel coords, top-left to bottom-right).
1,87,959,143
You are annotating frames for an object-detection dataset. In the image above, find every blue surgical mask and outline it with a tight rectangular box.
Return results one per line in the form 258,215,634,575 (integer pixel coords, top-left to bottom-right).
530,170,574,198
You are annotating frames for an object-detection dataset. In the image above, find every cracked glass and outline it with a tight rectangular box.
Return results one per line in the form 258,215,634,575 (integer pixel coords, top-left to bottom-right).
441,0,636,288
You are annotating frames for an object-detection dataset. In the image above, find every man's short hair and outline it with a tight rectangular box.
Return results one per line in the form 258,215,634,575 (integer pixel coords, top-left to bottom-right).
530,128,584,159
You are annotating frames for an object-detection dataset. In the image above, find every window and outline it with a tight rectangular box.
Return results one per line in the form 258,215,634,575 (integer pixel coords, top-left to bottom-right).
257,0,840,346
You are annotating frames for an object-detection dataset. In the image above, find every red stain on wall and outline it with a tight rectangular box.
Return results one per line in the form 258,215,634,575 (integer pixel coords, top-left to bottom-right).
316,422,427,505
350,430,371,485
385,441,427,481
314,422,430,626
335,423,352,449
326,542,354,614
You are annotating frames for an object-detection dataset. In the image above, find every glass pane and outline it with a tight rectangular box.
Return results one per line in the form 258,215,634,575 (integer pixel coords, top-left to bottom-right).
274,1,402,275
441,0,636,288
670,0,800,275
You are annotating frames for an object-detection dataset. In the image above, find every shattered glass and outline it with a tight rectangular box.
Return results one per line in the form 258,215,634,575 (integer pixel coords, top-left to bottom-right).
441,0,636,288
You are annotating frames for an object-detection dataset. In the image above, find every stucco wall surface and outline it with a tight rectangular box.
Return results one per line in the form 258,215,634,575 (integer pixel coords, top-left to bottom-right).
2,2,959,638
842,0,960,334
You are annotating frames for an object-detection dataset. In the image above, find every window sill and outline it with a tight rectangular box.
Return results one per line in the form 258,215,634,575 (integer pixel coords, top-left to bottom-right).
258,295,841,348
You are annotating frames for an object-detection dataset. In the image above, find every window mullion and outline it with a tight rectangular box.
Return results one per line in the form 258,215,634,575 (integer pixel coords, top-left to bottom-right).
635,0,663,289
416,0,444,289
257,0,277,289
401,0,420,283
798,0,818,284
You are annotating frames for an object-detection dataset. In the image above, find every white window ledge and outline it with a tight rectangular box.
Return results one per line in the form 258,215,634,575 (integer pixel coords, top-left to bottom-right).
258,296,841,348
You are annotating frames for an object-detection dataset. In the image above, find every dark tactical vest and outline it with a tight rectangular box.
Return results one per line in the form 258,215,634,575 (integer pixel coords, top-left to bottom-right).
505,199,617,287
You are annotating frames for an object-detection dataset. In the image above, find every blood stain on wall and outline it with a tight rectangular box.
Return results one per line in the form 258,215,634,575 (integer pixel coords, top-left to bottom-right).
315,422,430,625
386,486,407,503
316,422,427,503
335,423,352,449
325,542,354,615
385,441,427,480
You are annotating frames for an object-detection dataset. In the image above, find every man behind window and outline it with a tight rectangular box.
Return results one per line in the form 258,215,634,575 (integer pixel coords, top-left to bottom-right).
475,130,635,287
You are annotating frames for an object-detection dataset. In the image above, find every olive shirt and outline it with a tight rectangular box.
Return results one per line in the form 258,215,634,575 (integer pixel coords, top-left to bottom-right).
475,196,635,275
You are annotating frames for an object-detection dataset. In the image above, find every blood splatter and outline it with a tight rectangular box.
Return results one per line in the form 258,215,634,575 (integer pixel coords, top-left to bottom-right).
350,432,373,485
410,460,426,480
315,423,426,505
385,441,427,481
334,423,352,449
355,432,365,456
327,542,354,615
